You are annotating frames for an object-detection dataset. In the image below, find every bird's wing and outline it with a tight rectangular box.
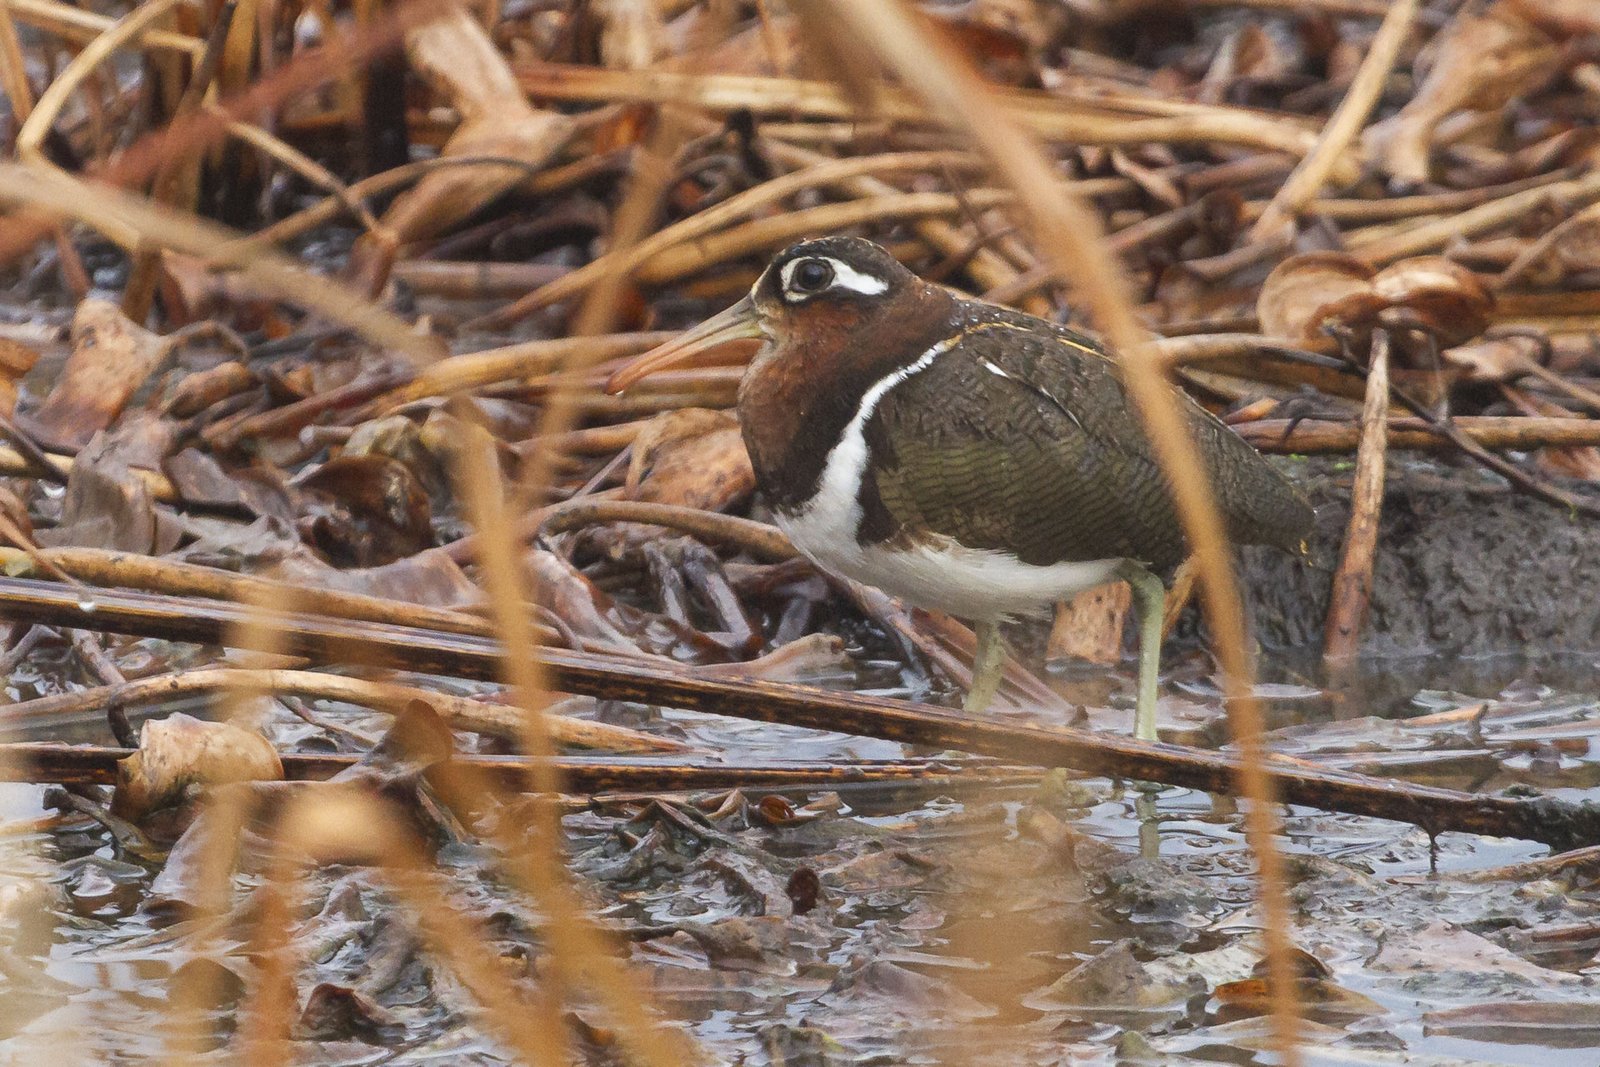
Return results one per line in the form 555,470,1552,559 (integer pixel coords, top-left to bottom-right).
861,323,1310,571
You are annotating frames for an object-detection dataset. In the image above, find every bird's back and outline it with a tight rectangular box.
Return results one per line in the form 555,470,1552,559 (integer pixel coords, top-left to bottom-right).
864,304,1314,574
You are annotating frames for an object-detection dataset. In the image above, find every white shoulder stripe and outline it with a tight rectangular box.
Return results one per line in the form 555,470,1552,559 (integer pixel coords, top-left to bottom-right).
775,329,1123,619
787,334,958,542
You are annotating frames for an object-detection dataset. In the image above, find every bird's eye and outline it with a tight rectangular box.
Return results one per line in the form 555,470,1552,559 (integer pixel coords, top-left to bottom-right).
790,259,834,293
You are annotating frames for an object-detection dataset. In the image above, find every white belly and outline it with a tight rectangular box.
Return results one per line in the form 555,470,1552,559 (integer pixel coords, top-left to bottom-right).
778,504,1120,621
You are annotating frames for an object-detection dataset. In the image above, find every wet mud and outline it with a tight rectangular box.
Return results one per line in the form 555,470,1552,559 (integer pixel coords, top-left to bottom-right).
1242,457,1600,660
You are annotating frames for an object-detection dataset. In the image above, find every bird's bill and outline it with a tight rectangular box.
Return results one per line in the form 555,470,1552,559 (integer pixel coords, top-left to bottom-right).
604,295,763,394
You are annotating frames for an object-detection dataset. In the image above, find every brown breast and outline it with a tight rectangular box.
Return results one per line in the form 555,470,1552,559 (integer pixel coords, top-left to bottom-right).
736,284,958,513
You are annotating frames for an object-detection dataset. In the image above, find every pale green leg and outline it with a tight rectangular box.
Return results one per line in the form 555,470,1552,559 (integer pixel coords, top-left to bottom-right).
1117,560,1166,743
964,619,1006,713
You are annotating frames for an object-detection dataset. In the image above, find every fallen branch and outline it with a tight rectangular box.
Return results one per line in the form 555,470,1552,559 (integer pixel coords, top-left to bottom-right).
4,575,1599,850
0,546,496,638
0,667,684,752
0,742,1032,795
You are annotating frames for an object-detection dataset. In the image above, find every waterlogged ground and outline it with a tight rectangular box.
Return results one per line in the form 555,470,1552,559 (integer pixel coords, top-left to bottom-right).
3,640,1599,1066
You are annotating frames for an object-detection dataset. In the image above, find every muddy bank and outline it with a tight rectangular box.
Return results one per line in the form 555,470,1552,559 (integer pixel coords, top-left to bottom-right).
1239,458,1600,660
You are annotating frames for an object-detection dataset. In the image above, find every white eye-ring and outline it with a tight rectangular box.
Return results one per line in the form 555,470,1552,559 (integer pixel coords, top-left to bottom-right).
778,255,889,301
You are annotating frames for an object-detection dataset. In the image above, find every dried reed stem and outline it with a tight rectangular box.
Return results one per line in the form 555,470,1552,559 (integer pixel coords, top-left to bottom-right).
1323,331,1391,669
1250,0,1418,240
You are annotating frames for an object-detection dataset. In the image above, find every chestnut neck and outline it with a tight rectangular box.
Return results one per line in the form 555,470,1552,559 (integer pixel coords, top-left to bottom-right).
736,282,959,512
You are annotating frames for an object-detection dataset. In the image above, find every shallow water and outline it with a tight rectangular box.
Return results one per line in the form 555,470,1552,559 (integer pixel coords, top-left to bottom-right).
3,634,1597,1065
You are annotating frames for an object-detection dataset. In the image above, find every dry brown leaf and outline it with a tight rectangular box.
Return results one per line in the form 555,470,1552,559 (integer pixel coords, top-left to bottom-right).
1363,5,1558,183
260,546,482,608
625,407,755,512
527,547,646,654
295,453,434,567
1260,253,1492,353
17,300,164,452
1371,256,1493,347
157,251,286,330
346,6,575,292
37,431,182,554
1256,252,1381,346
113,712,283,821
1440,335,1541,383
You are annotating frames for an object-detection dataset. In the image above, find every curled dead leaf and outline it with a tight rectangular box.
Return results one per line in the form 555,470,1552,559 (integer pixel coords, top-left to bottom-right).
113,713,283,821
346,413,455,509
624,407,754,511
1261,253,1492,355
1440,335,1543,383
1372,256,1493,347
1257,253,1381,346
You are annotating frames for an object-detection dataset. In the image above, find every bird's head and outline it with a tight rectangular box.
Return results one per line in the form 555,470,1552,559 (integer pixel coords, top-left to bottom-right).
606,237,933,393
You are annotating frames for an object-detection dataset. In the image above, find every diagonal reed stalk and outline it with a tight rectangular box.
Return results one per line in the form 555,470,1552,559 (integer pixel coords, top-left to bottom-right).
796,0,1305,1059
449,422,702,1066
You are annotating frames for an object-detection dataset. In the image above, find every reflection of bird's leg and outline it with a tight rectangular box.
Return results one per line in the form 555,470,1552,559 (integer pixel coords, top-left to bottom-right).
1135,789,1162,860
1118,560,1166,743
964,619,1006,713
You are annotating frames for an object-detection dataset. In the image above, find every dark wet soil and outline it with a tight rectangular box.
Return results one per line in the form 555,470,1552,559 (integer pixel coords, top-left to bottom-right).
1242,456,1600,661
